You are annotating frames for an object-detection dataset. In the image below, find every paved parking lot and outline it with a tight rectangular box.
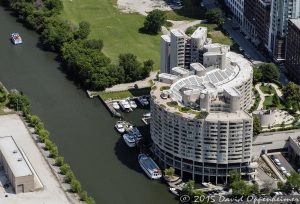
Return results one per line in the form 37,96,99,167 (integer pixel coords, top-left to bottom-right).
0,114,71,204
269,153,295,178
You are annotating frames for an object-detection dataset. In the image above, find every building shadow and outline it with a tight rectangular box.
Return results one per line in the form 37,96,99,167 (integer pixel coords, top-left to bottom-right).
0,171,14,194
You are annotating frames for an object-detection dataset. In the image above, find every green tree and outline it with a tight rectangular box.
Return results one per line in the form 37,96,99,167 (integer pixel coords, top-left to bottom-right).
259,63,280,83
253,116,262,136
283,82,300,111
75,21,90,40
253,68,262,84
44,0,64,15
7,91,30,113
272,94,280,106
164,167,175,177
118,53,142,82
71,179,82,193
205,8,223,25
231,180,252,197
287,172,300,190
143,9,166,34
41,17,76,51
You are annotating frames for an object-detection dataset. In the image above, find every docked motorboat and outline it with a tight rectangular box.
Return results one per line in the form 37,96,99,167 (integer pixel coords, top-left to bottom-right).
129,100,137,109
11,33,22,45
119,100,131,112
122,134,136,147
115,121,125,133
143,112,151,118
127,126,142,140
112,102,120,110
138,154,162,179
169,187,181,196
142,97,149,106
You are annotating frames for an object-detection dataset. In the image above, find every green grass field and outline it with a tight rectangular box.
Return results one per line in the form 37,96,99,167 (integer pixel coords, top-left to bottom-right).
263,95,284,109
260,85,276,95
99,87,151,100
61,0,203,70
62,0,161,68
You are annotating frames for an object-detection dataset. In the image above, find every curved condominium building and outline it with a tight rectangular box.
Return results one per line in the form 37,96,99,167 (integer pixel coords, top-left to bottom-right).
151,28,254,183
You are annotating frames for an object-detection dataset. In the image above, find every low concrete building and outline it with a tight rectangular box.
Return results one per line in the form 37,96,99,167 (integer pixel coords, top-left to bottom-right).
0,136,34,193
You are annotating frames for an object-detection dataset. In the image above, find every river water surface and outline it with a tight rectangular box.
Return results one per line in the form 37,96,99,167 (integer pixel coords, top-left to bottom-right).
0,6,175,204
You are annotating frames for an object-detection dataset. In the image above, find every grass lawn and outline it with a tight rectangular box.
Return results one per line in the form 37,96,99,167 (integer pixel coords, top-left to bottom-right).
263,95,285,109
186,23,233,45
99,87,151,100
260,85,276,94
61,0,204,69
62,0,161,68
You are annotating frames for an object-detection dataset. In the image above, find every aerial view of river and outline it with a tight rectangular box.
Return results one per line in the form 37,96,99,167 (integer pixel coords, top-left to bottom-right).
0,6,175,204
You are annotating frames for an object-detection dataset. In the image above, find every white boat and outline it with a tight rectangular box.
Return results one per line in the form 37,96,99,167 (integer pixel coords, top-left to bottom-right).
169,187,181,196
122,134,136,147
112,102,120,110
142,97,149,106
127,126,142,140
129,100,137,109
119,100,131,112
115,121,125,133
11,33,23,45
143,112,151,118
138,154,162,180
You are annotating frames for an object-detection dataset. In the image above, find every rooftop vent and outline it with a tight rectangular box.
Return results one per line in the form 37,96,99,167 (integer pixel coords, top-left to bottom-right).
13,150,18,154
17,158,23,162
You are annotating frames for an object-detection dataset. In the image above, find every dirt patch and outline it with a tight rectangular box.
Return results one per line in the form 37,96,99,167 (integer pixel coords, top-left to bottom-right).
117,0,181,16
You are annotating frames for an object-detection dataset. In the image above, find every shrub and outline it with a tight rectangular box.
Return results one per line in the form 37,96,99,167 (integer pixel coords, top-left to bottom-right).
167,101,178,107
65,170,75,183
55,156,64,166
44,139,55,150
86,197,96,204
160,86,170,91
195,111,209,119
180,107,191,113
79,190,88,201
49,145,59,158
71,179,82,193
60,163,71,175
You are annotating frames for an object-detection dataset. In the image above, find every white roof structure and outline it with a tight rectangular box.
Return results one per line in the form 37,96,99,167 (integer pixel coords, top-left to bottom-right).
0,136,32,177
161,35,171,42
290,18,300,28
191,27,207,38
170,29,185,37
169,52,252,102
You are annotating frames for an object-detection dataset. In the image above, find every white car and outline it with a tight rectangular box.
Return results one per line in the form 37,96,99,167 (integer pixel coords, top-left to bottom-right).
285,172,291,177
280,167,287,174
274,158,281,166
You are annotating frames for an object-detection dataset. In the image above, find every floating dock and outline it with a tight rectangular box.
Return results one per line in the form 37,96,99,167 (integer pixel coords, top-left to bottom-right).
98,96,122,118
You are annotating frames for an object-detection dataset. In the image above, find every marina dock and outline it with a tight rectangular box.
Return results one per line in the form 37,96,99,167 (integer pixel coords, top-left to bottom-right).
98,96,122,118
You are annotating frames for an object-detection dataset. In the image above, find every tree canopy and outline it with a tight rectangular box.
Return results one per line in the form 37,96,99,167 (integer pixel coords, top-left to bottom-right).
253,63,279,84
253,115,262,136
143,9,166,34
205,8,224,26
283,82,300,111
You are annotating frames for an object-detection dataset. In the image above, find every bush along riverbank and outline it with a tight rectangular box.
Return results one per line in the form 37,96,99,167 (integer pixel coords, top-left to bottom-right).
6,90,96,204
1,0,153,91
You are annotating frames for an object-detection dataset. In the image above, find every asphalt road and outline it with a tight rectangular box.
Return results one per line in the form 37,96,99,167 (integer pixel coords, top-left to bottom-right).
223,19,267,64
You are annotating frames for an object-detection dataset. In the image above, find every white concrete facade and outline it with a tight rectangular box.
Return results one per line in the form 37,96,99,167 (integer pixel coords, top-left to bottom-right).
267,0,300,60
153,32,254,183
225,0,245,26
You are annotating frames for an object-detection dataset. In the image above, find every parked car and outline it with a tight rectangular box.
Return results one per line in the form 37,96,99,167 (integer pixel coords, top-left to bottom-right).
274,158,281,166
271,191,284,197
